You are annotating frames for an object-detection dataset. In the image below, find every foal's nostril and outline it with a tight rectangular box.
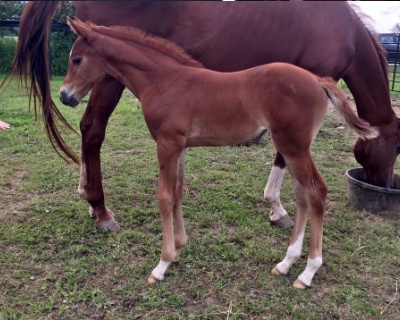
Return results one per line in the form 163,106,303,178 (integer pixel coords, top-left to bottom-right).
60,91,79,107
60,91,69,105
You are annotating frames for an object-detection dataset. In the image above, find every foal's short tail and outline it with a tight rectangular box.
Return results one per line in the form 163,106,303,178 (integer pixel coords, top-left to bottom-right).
319,78,379,140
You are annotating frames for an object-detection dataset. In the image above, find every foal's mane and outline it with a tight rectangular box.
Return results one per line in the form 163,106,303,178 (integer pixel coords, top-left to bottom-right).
85,21,203,68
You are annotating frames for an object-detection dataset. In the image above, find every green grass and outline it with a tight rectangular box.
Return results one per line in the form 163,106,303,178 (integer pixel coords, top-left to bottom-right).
0,76,399,319
338,71,400,97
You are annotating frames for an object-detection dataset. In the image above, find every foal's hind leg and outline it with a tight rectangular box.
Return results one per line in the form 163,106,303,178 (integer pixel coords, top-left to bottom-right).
272,153,326,288
78,77,125,232
294,161,326,289
264,152,294,228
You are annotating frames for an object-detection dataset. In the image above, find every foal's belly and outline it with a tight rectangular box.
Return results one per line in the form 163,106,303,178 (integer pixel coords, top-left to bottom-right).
186,121,268,147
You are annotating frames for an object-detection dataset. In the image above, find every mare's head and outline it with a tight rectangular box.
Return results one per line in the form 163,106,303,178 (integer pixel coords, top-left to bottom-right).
60,18,107,107
354,119,400,188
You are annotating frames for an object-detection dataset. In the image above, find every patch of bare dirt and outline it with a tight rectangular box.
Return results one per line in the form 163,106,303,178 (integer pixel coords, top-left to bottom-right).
0,169,35,221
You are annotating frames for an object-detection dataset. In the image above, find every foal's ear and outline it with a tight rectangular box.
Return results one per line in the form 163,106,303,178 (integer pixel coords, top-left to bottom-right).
67,17,93,42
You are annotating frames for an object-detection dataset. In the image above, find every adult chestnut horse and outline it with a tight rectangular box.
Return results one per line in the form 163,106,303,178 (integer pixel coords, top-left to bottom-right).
9,1,399,230
60,18,377,288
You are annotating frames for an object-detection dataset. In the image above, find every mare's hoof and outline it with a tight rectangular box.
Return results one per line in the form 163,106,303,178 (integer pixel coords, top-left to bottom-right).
147,274,158,284
293,279,308,289
96,218,120,232
270,214,294,228
271,267,282,276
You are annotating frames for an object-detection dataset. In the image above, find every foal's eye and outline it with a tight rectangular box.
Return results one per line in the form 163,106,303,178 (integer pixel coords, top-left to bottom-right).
72,57,82,65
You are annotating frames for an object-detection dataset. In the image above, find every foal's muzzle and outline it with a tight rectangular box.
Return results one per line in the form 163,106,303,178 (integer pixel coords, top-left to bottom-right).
60,90,80,108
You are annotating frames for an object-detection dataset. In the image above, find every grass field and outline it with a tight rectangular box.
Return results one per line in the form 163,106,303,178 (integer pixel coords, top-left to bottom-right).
0,76,399,319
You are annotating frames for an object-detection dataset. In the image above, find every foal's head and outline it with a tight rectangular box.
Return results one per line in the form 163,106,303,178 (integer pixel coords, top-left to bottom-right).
60,18,107,107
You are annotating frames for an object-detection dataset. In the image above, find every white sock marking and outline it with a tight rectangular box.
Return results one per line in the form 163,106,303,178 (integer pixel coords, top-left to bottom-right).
276,231,305,274
297,256,323,287
151,260,171,281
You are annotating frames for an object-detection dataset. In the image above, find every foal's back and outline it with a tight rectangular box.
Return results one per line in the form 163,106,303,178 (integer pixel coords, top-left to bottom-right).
166,63,329,149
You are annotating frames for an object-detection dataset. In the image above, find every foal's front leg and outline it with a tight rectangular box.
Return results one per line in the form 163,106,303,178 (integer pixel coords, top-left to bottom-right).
148,141,186,283
78,77,125,231
172,150,188,261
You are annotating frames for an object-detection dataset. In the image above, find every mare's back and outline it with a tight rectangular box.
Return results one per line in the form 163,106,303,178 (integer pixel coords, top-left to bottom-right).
75,2,355,76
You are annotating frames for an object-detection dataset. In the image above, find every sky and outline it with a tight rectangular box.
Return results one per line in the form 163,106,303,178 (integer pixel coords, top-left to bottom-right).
220,1,400,33
353,1,400,33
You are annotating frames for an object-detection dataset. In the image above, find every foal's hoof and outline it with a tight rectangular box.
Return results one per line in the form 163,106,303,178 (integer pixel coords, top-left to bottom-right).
147,274,159,284
96,218,120,232
293,279,308,289
270,214,294,228
271,267,282,276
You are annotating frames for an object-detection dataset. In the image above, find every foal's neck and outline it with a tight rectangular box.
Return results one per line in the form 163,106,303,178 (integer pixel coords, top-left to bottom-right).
101,34,199,99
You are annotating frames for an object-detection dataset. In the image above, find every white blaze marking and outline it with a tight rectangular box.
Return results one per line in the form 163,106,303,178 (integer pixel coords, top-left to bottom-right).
69,42,75,59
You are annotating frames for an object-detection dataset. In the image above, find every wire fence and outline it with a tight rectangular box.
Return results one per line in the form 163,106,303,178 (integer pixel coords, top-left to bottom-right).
379,33,400,92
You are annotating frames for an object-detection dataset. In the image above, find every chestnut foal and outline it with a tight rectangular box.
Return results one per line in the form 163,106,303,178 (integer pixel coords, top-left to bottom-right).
60,19,377,288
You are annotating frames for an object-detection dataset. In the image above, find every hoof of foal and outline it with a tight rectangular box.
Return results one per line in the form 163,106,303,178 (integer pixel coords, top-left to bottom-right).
96,218,120,232
271,267,282,276
293,279,308,289
147,274,159,284
270,214,294,228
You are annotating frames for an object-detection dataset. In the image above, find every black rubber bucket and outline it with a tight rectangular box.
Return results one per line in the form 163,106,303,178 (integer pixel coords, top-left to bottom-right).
345,168,400,213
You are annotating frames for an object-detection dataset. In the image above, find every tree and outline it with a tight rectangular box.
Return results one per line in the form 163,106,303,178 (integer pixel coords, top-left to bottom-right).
0,1,25,36
50,2,77,75
391,23,400,33
53,1,75,23
0,1,77,74
0,1,75,22
0,1,25,21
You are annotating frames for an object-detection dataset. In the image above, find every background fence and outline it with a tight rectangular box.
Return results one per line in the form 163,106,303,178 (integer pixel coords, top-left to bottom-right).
379,33,400,92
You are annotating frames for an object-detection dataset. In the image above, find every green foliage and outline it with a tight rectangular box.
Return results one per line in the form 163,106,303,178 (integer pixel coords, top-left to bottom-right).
0,31,75,75
0,1,76,75
0,36,16,72
0,1,25,21
0,0,74,23
0,1,24,36
50,30,77,76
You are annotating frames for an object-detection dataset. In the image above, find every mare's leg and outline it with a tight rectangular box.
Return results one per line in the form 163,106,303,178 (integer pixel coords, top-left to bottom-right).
78,77,125,231
264,152,294,228
272,153,326,288
148,138,186,283
173,150,188,261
